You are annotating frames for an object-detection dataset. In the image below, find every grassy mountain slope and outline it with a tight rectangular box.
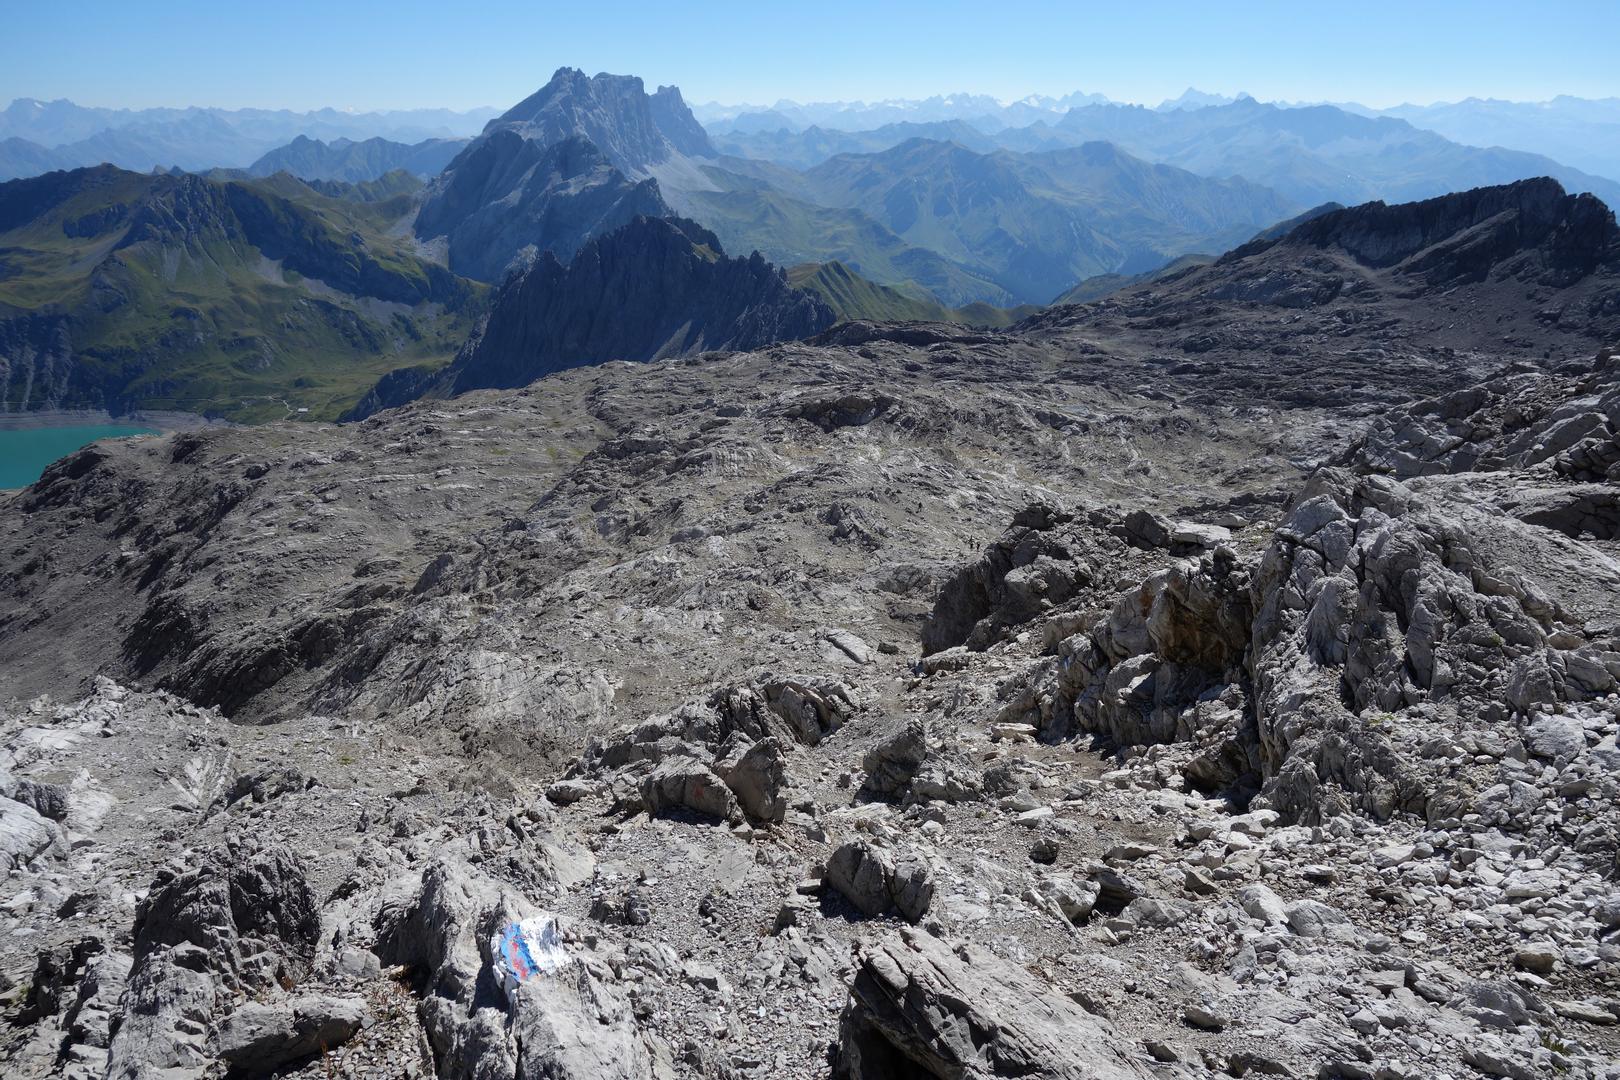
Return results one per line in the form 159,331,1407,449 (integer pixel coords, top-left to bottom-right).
1050,252,1214,304
299,169,425,203
787,260,1037,326
0,165,483,420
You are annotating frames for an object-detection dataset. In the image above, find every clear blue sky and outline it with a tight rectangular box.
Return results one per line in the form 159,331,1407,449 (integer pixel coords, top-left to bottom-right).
3,0,1616,112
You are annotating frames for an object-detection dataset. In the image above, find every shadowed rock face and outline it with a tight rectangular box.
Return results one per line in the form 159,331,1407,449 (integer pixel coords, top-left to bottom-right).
350,215,835,415
414,133,670,284
450,217,834,393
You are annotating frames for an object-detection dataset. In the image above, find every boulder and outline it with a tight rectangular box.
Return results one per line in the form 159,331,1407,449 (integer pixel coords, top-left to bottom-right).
1284,899,1357,941
860,719,981,804
836,928,1151,1079
214,995,370,1075
826,839,934,922
1,775,72,820
709,674,861,746
860,720,928,798
822,627,876,664
1237,884,1289,926
717,736,788,823
0,796,64,869
639,758,738,822
1523,712,1586,767
1024,875,1099,924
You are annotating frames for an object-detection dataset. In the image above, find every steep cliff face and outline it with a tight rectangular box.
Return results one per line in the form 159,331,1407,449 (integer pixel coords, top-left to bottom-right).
346,216,835,416
0,312,74,410
414,133,669,284
647,84,716,160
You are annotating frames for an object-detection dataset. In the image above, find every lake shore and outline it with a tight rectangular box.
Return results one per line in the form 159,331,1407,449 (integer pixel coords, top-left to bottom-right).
0,409,228,433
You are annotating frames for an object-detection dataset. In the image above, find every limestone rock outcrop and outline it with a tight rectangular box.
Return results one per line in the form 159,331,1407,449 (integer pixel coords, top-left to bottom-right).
836,928,1152,1079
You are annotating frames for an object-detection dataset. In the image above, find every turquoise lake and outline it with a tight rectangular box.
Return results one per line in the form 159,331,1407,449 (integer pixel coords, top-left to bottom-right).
0,424,158,490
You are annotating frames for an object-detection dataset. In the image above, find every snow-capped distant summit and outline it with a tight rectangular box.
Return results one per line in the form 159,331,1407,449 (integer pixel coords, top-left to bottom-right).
698,90,1117,135
1156,88,1250,112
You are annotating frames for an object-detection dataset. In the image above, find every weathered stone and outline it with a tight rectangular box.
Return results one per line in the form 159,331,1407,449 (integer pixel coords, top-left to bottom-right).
214,996,369,1075
376,858,652,1080
826,839,934,922
640,758,738,821
836,928,1151,1079
718,736,789,822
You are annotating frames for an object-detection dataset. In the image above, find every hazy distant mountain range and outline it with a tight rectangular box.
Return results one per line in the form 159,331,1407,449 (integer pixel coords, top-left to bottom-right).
694,90,1620,182
711,96,1620,208
8,89,1619,195
0,98,497,179
247,135,468,182
1049,99,1620,209
694,91,1116,134
1376,97,1620,182
776,137,1293,301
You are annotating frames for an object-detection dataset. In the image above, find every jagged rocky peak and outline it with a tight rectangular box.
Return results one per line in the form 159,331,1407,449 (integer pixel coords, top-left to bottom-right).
485,66,716,175
411,66,717,283
116,171,239,249
648,83,717,159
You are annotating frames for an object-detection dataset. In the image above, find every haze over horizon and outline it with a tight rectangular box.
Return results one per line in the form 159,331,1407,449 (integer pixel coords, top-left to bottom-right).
4,0,1617,113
